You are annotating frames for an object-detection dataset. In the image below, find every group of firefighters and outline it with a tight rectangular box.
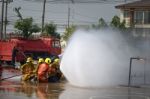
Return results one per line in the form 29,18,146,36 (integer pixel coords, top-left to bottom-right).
20,57,62,83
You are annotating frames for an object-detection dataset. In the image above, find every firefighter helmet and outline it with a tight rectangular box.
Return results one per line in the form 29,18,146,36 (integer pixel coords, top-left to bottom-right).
45,58,51,64
54,58,59,63
38,58,44,63
26,57,33,62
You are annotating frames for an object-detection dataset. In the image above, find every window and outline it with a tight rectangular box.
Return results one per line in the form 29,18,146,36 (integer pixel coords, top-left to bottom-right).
52,41,60,48
124,11,130,18
144,11,150,24
134,11,143,24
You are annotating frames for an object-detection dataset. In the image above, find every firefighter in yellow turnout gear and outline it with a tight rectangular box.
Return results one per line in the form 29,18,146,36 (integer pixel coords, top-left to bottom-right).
48,58,62,82
21,57,35,81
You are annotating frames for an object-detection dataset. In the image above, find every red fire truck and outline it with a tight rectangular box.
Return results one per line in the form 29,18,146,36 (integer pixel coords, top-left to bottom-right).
0,37,61,64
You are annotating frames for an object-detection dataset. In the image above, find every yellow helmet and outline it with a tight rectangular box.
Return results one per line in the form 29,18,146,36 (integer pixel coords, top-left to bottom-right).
45,58,51,64
54,58,59,63
26,57,33,62
38,58,44,63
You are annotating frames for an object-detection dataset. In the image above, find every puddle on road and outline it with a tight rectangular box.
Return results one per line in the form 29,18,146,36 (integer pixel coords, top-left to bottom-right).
0,80,65,99
0,67,66,99
0,67,150,99
1,79,150,99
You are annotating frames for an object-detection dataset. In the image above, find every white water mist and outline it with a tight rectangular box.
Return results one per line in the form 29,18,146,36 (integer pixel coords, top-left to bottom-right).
60,29,133,87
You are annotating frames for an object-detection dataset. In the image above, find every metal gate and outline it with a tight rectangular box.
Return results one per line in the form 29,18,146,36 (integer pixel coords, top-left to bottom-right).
128,57,145,87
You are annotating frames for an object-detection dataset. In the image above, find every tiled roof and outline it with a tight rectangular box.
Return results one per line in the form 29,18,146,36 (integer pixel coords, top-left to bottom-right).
115,0,150,9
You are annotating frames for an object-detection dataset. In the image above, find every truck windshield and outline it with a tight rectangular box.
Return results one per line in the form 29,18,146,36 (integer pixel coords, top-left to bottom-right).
52,40,60,48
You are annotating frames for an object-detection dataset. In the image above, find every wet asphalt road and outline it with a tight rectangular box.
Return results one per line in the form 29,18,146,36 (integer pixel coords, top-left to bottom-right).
0,67,150,99
0,80,65,99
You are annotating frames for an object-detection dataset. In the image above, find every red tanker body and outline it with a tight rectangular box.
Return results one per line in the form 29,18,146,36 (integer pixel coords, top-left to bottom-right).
0,41,16,62
0,37,61,64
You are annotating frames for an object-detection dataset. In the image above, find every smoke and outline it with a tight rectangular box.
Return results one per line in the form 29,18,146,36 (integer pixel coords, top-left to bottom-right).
60,29,134,87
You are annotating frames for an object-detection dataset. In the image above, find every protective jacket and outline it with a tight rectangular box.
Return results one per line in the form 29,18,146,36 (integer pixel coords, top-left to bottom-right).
48,62,62,82
37,63,49,82
21,62,35,81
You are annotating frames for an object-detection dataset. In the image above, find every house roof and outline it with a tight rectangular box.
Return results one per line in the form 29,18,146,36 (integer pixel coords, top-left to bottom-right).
115,0,150,9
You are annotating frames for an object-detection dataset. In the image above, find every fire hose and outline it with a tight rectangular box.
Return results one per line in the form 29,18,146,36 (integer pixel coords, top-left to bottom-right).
0,74,22,81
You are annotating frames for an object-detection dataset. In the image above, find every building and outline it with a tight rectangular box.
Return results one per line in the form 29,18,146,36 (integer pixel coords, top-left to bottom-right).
116,0,150,29
116,0,150,86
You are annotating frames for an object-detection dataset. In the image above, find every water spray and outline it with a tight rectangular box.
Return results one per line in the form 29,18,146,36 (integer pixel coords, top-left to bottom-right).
60,29,133,87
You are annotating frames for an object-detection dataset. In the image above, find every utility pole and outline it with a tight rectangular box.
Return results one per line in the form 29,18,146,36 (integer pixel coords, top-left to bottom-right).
0,0,5,40
41,0,46,33
67,6,70,28
4,0,8,39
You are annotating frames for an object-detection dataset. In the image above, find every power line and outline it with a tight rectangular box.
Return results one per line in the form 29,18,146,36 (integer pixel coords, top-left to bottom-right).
13,7,100,20
13,8,67,15
74,11,98,20
22,0,138,4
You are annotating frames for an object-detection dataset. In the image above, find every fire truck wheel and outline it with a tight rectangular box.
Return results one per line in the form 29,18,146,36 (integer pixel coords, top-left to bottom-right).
6,61,12,65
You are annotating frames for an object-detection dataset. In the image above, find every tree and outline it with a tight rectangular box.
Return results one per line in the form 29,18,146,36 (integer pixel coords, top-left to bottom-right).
92,18,108,29
43,22,56,36
14,17,41,38
42,22,60,38
119,20,126,29
98,18,108,28
110,15,126,30
62,25,76,41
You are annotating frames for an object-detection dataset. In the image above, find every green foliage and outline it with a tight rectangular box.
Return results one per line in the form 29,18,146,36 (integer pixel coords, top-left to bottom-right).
62,26,76,41
14,17,41,38
30,24,41,34
42,22,60,39
98,18,108,28
44,23,56,36
119,20,126,29
110,15,126,30
92,18,108,29
54,33,61,39
92,16,126,30
110,15,120,28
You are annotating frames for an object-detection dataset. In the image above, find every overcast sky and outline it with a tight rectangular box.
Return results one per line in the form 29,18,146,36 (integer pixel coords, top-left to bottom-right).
0,0,138,33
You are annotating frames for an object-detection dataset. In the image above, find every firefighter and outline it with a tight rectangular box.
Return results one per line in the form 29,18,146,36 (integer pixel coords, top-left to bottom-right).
37,58,51,82
21,57,35,81
34,58,44,73
11,46,18,67
33,58,44,81
48,58,62,82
